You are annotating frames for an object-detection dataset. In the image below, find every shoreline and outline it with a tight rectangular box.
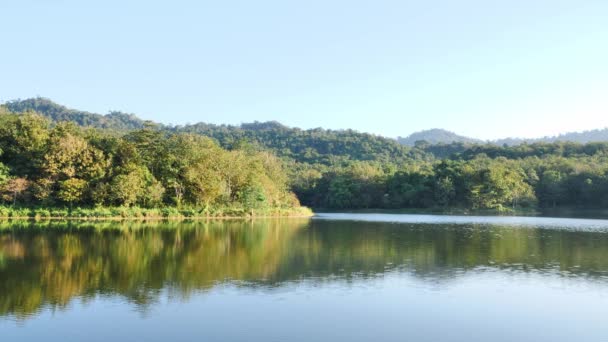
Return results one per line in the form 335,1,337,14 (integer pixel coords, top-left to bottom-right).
312,207,540,216
313,207,608,220
3,206,607,222
0,214,315,221
0,206,314,221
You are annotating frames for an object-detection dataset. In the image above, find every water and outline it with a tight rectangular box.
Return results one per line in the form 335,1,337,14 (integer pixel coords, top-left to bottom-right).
1,214,608,341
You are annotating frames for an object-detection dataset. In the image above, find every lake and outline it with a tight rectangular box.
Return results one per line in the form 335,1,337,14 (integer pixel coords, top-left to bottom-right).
1,214,608,341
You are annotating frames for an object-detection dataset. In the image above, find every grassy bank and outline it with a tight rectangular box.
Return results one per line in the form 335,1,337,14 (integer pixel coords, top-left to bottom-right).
0,205,313,220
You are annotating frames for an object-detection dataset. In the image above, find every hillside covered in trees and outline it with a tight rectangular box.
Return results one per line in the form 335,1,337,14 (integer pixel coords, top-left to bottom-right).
0,107,306,217
397,129,482,146
3,98,415,165
3,97,608,214
4,98,148,131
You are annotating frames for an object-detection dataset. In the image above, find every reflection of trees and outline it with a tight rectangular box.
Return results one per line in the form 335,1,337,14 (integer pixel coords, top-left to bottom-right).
2,219,608,319
279,221,608,282
0,219,308,319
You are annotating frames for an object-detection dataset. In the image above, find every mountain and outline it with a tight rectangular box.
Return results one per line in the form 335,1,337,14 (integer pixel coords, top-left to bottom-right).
4,98,608,164
400,127,608,147
397,129,482,146
494,129,608,145
3,97,148,130
1,98,415,165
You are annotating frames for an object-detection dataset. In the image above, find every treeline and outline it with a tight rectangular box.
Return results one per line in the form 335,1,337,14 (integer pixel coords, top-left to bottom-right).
176,121,416,165
0,112,302,213
4,98,608,212
4,98,417,165
3,97,147,131
418,140,608,160
294,153,608,210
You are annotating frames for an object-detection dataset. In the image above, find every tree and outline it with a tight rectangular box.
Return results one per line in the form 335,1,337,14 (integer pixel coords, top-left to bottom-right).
434,176,455,207
110,173,143,207
238,183,267,210
538,170,565,208
31,178,54,203
43,126,108,182
184,161,224,207
143,179,165,208
0,113,50,175
2,178,30,205
57,178,87,208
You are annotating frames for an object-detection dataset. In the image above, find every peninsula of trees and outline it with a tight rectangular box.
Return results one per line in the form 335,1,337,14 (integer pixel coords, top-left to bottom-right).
0,104,308,218
2,97,608,217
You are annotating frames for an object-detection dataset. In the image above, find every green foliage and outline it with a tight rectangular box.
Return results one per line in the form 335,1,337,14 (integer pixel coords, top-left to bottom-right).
178,121,416,165
398,128,482,146
4,97,147,130
57,178,87,206
0,112,303,214
4,97,608,213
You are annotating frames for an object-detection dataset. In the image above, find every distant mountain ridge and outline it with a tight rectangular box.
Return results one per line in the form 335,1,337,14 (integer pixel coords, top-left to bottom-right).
398,128,608,146
493,129,608,145
1,97,414,165
3,98,608,150
397,129,482,146
3,97,148,130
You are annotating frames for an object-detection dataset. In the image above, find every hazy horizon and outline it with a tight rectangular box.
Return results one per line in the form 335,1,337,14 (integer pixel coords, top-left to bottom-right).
1,1,607,139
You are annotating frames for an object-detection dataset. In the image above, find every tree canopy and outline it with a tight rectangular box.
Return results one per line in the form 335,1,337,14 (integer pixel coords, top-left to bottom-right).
3,98,608,212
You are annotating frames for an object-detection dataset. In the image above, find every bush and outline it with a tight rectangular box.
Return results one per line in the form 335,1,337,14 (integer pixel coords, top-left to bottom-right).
34,208,51,218
92,207,113,218
180,208,198,217
142,208,162,218
161,207,181,218
0,207,11,217
110,207,129,218
11,207,32,218
50,208,69,218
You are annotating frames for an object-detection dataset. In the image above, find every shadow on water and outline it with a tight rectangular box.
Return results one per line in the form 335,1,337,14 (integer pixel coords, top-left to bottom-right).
2,215,608,319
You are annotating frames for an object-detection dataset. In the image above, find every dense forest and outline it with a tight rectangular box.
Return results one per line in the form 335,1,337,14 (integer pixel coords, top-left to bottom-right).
398,128,482,146
0,107,304,217
4,98,416,165
3,97,608,213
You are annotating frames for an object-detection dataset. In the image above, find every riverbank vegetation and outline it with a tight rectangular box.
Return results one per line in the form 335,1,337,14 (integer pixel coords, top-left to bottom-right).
0,109,308,217
3,98,608,214
294,152,608,211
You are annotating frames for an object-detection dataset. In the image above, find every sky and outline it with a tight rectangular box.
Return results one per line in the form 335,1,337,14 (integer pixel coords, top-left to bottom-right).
1,0,607,140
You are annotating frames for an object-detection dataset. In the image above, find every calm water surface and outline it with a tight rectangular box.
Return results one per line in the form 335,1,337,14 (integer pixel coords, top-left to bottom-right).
1,214,608,341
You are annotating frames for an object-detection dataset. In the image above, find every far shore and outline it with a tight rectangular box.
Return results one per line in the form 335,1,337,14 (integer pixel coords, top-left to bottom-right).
313,207,608,219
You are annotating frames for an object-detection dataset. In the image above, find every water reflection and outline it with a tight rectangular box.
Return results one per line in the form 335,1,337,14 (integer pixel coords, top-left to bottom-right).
1,217,608,319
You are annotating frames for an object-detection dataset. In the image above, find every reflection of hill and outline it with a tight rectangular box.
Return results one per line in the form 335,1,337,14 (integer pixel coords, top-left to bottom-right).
2,219,608,319
277,221,608,282
0,219,308,318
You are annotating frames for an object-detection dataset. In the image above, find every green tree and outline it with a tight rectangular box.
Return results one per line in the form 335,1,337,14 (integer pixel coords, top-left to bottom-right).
2,178,30,205
57,178,87,208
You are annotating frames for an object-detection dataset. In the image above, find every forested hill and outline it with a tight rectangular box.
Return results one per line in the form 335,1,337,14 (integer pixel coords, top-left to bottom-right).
5,98,608,211
398,129,482,146
1,98,415,165
398,127,608,146
3,98,148,130
175,121,414,164
494,129,608,145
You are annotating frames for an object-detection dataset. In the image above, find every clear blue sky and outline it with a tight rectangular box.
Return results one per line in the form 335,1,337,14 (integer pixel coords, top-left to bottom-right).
1,0,607,139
